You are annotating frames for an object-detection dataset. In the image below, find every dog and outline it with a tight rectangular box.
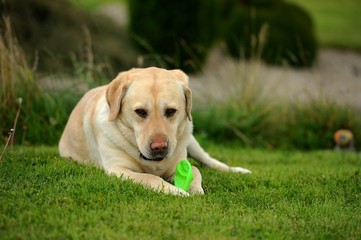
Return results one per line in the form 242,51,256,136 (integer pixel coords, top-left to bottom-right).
59,67,251,196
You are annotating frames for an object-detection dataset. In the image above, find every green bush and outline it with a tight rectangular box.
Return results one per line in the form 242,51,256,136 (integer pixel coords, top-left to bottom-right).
193,102,275,147
128,0,220,73
282,100,361,150
224,0,318,67
193,98,361,150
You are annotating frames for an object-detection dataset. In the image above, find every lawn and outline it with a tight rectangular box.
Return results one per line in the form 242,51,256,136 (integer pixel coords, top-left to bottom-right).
284,0,361,49
1,144,360,239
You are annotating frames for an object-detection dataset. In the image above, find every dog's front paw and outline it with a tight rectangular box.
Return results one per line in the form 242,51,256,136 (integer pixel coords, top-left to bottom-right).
166,187,190,197
188,186,205,195
229,166,252,174
176,191,190,197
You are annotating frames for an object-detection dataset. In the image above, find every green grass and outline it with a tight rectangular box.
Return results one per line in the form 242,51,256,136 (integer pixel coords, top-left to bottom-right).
71,0,125,10
1,145,360,239
289,0,361,49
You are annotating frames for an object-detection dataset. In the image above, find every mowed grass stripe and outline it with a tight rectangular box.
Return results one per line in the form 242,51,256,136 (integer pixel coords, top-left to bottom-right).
0,146,360,239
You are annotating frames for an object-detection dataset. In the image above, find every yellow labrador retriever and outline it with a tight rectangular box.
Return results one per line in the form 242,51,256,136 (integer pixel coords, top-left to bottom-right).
59,67,251,196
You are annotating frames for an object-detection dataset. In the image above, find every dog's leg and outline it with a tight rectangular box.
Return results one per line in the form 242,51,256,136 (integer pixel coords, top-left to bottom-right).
106,166,189,196
166,165,205,195
187,135,252,174
188,166,205,195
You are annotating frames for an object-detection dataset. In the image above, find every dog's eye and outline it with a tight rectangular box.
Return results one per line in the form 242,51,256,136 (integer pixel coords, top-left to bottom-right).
165,108,177,118
135,109,147,118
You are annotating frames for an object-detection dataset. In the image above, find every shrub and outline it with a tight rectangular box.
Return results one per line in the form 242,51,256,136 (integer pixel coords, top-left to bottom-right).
193,97,361,150
281,99,361,150
193,101,276,147
224,0,318,67
128,0,220,73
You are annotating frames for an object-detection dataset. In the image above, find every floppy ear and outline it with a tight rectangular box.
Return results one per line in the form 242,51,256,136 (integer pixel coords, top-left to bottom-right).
171,69,192,121
106,72,130,121
183,85,192,121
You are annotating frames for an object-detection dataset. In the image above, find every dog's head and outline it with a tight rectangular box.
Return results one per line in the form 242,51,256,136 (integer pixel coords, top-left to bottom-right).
106,67,192,162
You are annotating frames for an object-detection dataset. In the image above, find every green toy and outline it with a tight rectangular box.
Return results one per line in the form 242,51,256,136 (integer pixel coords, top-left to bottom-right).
174,160,194,191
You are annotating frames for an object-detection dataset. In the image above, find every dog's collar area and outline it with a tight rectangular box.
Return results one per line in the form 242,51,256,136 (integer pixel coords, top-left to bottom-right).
140,153,164,161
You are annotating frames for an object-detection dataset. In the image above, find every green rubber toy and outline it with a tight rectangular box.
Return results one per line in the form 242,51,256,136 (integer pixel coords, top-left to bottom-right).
174,160,194,191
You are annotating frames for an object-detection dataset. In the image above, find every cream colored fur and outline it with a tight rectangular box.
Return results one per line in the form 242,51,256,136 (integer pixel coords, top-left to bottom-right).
59,67,251,196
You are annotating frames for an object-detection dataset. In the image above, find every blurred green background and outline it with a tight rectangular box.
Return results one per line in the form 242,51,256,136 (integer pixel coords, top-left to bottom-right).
73,0,361,50
1,0,360,149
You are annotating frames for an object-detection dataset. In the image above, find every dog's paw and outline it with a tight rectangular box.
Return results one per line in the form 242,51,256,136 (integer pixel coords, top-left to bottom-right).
170,187,190,197
188,186,205,195
229,166,252,174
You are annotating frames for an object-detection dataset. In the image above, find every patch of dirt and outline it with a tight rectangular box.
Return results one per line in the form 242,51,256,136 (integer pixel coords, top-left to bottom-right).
190,48,361,111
